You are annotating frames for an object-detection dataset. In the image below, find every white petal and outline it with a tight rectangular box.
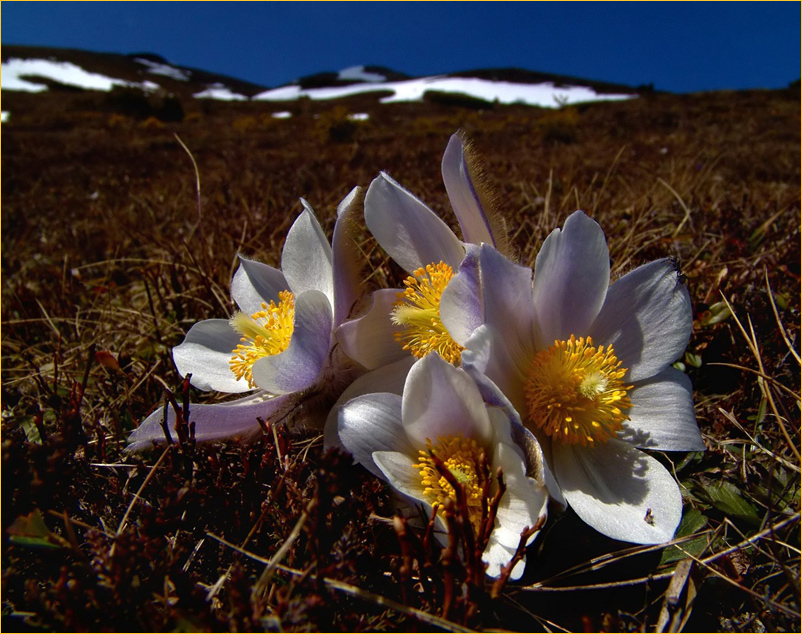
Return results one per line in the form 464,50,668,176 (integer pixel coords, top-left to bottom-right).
173,319,251,393
441,133,495,247
478,245,537,369
337,393,413,478
402,354,492,448
127,391,291,452
336,289,409,370
532,211,610,346
553,439,682,544
482,539,523,580
331,187,364,326
462,325,529,419
622,367,704,451
281,203,334,305
231,256,287,315
373,450,426,499
486,406,515,446
440,245,483,346
251,290,332,394
589,258,692,382
323,357,415,451
365,172,464,273
492,443,548,549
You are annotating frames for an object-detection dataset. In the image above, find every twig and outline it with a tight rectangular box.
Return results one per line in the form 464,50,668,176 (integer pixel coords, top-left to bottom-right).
207,532,477,632
516,513,800,594
655,558,696,633
253,497,315,592
673,543,800,619
114,446,171,539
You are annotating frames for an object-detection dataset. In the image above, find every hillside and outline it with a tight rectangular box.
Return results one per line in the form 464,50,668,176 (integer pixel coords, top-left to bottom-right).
2,44,642,111
1,53,800,633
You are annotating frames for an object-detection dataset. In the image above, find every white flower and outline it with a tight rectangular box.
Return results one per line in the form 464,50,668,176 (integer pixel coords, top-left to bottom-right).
128,189,364,451
336,353,548,579
337,133,506,370
462,210,704,544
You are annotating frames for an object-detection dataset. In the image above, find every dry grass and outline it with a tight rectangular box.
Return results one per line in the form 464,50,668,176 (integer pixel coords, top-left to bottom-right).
2,85,800,631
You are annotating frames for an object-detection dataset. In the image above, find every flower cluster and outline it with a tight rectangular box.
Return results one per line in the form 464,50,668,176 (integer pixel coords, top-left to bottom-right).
130,133,703,578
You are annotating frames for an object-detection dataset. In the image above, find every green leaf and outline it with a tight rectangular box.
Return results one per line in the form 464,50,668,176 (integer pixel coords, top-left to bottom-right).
697,477,762,526
684,352,703,368
699,301,732,327
19,417,42,444
7,510,68,550
660,507,710,565
748,465,800,514
677,507,709,537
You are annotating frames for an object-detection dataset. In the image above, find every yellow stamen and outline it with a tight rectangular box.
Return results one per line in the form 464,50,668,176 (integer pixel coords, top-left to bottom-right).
413,434,487,533
524,335,632,446
391,261,464,364
229,290,295,388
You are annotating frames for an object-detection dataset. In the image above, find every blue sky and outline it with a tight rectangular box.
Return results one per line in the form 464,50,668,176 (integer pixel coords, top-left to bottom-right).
3,2,799,93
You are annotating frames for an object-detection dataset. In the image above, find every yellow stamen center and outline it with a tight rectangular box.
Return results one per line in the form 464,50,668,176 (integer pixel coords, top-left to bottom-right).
413,434,487,533
391,261,464,365
524,335,632,446
229,290,295,388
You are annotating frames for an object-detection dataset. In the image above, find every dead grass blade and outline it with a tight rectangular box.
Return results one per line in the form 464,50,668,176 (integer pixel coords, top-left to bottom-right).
207,532,477,633
114,445,171,538
719,293,801,463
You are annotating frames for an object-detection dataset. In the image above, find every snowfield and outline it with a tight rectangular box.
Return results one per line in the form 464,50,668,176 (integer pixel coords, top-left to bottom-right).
2,56,636,109
193,82,248,101
1,58,159,92
253,74,635,108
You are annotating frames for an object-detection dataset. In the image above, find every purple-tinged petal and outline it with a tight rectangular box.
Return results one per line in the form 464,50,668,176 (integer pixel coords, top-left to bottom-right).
231,256,288,315
440,245,483,346
281,203,334,305
622,367,704,451
337,393,414,478
365,172,464,273
173,319,250,393
127,391,293,452
441,133,495,247
532,211,610,346
373,450,425,499
463,325,529,419
553,439,682,544
251,290,332,394
402,354,492,448
331,187,365,326
589,259,692,382
478,245,537,365
324,357,415,451
336,289,408,370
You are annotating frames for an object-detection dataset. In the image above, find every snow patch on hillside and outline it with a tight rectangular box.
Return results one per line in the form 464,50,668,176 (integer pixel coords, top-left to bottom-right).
254,75,635,108
338,65,386,83
193,83,248,101
134,57,191,81
1,58,158,92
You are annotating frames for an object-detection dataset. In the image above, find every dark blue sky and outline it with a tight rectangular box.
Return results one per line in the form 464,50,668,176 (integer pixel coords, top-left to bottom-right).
3,2,799,93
